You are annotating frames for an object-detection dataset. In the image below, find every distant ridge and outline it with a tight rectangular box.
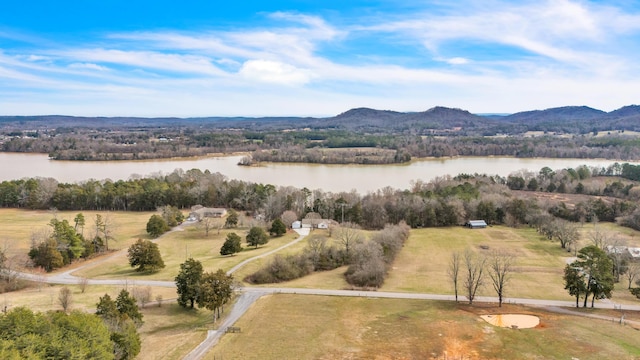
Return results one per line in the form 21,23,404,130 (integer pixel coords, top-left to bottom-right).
1,104,639,133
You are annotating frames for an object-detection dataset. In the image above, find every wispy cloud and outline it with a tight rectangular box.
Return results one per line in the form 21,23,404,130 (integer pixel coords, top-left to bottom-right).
1,1,640,116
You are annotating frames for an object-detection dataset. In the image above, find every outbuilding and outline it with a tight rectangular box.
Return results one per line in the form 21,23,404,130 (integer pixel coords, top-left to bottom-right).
465,220,488,229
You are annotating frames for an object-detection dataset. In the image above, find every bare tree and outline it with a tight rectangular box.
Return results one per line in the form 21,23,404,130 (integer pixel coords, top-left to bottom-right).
280,210,298,229
132,286,152,308
588,220,611,250
447,251,461,302
625,262,640,289
305,234,328,268
92,214,117,252
102,214,117,251
58,286,72,312
78,277,89,293
200,217,214,237
304,212,322,229
608,236,627,283
33,267,47,292
336,222,363,262
463,249,486,305
487,250,515,307
553,219,580,253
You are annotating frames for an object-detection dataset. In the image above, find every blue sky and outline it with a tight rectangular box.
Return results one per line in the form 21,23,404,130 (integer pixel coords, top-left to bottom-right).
1,0,639,117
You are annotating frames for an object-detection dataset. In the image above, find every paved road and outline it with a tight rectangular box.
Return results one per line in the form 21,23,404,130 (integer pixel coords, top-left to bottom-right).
13,225,640,360
226,228,310,275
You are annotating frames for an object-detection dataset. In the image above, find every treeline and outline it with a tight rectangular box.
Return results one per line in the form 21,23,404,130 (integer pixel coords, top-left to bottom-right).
248,146,411,165
1,164,640,232
1,131,255,161
3,125,640,162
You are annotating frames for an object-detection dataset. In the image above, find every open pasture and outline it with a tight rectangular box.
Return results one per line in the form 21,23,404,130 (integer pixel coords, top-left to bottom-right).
210,294,640,360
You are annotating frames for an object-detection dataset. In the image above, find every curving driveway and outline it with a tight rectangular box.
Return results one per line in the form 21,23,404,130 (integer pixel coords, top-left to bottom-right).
14,226,640,360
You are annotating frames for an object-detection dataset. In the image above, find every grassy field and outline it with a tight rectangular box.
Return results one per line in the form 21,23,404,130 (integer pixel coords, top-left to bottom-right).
0,282,176,313
382,226,571,300
137,302,219,360
3,209,640,359
74,225,301,281
0,208,153,258
236,225,640,303
1,281,220,360
210,294,640,360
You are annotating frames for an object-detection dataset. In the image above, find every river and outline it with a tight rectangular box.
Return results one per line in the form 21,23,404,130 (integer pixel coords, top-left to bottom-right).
0,152,631,193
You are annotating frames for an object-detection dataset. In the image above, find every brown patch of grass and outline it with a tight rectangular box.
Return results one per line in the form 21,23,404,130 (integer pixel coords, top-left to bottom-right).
209,294,640,360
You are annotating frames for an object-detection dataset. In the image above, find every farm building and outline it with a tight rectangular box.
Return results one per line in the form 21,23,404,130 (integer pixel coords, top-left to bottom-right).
465,220,488,229
189,205,227,220
293,219,338,229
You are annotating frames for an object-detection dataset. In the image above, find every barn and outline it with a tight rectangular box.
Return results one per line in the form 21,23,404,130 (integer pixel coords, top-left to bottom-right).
465,220,488,229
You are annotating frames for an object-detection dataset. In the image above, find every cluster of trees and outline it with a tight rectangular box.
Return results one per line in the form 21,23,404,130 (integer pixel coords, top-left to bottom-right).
95,289,143,359
0,307,115,359
563,246,615,308
448,249,515,306
0,289,143,359
248,146,411,165
246,222,410,288
146,206,185,238
175,259,234,321
2,128,254,161
28,214,114,272
220,223,282,257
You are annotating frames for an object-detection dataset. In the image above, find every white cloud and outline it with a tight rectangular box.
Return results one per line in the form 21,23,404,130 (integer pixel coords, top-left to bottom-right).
445,57,469,65
239,59,313,86
68,62,110,71
61,49,226,76
1,3,640,117
26,55,51,62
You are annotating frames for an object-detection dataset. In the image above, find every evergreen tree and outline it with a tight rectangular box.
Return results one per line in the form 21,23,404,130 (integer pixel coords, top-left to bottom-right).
115,289,143,326
220,233,243,256
224,209,238,228
175,258,204,309
127,238,165,272
269,218,287,237
146,214,169,238
246,226,269,248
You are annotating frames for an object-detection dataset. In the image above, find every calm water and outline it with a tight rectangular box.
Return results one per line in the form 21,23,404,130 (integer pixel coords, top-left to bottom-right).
0,152,631,193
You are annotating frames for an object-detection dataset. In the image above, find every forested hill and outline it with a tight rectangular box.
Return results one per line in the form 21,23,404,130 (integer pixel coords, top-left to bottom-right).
1,104,640,134
325,106,488,132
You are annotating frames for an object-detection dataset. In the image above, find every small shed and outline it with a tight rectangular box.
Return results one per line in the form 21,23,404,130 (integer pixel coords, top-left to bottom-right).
466,220,487,229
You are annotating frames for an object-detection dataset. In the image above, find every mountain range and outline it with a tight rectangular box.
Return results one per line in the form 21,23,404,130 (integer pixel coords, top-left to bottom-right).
1,105,639,134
